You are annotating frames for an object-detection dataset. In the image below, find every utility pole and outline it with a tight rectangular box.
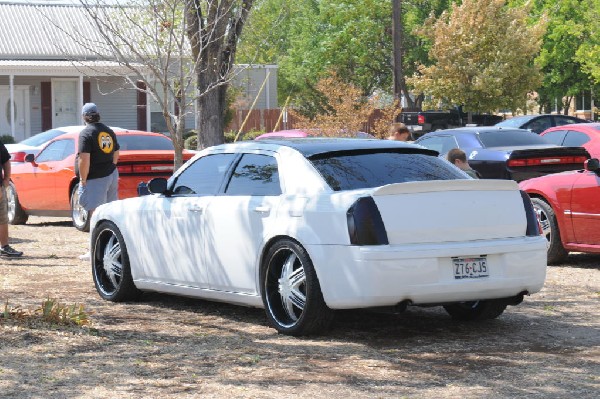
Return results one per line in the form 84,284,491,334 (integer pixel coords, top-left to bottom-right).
392,0,414,111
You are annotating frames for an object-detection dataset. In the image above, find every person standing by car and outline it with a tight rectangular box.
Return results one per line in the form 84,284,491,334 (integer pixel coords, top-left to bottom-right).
0,141,23,257
447,148,480,178
387,123,412,141
77,103,120,260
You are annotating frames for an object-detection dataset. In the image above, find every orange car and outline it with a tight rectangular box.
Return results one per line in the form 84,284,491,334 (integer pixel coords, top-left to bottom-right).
7,129,195,231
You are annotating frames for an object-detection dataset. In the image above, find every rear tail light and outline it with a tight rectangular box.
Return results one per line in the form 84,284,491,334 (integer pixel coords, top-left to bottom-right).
347,197,389,245
508,155,588,167
117,164,174,174
520,191,541,237
10,152,27,162
417,114,425,125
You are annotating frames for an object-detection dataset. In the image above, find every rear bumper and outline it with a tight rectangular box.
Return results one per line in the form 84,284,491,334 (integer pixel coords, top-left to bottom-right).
307,236,547,309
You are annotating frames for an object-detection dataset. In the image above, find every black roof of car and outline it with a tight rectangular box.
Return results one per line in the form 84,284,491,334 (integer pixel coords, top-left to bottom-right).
420,126,530,135
496,114,589,126
254,138,438,158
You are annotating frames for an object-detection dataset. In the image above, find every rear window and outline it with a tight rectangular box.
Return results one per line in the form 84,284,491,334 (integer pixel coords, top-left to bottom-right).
118,135,174,150
479,130,546,148
495,117,532,128
310,152,466,191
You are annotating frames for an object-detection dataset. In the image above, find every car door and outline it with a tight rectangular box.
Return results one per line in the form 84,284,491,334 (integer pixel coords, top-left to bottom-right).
136,153,237,287
570,171,600,245
12,139,74,210
202,152,282,294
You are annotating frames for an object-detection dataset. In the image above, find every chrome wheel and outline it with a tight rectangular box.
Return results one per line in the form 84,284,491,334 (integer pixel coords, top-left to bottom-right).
534,202,551,243
262,239,333,335
530,197,568,264
71,184,89,231
91,221,140,302
271,249,306,324
6,183,28,224
6,185,15,221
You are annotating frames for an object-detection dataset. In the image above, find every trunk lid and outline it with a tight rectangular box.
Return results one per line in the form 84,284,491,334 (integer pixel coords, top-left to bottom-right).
506,146,590,182
371,180,526,245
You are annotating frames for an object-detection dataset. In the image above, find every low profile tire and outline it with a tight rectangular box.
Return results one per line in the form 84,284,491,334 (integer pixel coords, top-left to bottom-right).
443,299,508,321
531,197,568,264
91,221,141,302
261,239,334,336
6,182,28,225
71,183,90,232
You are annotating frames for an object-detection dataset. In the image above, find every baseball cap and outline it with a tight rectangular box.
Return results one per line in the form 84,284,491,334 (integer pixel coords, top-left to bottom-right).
82,103,98,115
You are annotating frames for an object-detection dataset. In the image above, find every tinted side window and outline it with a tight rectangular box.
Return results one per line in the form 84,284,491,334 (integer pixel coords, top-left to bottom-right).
225,154,281,196
118,135,174,150
525,117,552,134
311,152,466,191
36,139,75,162
563,131,591,147
541,130,567,146
172,153,236,195
554,116,580,126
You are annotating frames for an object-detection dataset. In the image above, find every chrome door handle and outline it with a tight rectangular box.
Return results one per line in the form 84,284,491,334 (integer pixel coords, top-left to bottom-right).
189,206,204,214
254,206,271,215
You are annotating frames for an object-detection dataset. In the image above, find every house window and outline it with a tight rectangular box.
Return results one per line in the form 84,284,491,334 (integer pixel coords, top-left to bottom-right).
576,90,592,111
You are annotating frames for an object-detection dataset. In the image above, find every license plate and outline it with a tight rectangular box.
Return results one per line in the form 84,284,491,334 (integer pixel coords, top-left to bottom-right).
408,125,423,131
453,256,489,279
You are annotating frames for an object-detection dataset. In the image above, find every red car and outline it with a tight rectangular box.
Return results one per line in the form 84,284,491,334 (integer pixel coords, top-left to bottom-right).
519,157,600,264
8,129,195,231
540,122,600,158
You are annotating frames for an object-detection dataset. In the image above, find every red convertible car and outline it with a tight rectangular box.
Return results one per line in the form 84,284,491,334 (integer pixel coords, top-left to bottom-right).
519,157,600,264
540,122,600,158
8,129,195,231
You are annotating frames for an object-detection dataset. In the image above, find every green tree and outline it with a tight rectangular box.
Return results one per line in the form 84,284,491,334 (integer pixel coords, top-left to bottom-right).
576,1,600,88
524,0,593,114
408,0,546,115
238,0,450,116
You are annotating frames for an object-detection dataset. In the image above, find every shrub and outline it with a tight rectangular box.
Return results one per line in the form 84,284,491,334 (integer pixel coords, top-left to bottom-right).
0,135,15,144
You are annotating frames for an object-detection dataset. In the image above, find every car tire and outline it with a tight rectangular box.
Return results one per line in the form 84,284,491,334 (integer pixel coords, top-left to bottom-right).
261,239,334,336
91,220,141,302
71,183,90,232
531,197,568,264
443,299,508,321
6,182,28,225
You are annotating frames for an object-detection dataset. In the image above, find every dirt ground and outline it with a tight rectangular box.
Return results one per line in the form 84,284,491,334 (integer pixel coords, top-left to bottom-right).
1,216,599,399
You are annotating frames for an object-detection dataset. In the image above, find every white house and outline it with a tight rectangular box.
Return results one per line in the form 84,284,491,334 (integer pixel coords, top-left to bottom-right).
0,1,278,141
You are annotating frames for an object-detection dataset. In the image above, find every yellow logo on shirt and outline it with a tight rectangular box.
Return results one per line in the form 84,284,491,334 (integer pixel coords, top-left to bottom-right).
98,132,114,154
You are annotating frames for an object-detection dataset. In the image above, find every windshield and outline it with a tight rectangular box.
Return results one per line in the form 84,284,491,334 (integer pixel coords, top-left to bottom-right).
310,151,466,191
478,130,548,148
117,135,174,150
19,129,66,146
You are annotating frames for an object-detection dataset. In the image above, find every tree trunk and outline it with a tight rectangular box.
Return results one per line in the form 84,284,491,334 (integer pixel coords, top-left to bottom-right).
197,84,227,150
392,0,415,109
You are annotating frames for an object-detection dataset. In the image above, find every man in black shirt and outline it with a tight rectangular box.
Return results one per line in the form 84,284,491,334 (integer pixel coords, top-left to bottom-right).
0,141,23,257
77,103,120,260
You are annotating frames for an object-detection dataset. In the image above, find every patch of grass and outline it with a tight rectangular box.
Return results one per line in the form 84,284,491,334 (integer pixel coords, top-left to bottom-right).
543,305,556,312
1,298,92,327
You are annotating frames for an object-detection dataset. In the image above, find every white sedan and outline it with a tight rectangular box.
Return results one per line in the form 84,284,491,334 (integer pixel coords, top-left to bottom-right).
90,139,547,335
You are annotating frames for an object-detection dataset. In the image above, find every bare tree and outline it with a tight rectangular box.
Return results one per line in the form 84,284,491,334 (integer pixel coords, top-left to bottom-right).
39,0,254,168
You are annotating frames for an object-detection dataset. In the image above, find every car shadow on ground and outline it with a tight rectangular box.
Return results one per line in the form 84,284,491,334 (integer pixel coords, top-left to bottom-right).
558,253,600,269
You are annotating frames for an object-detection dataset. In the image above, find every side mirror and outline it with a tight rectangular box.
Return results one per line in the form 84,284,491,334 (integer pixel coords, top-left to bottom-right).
24,153,35,163
584,158,600,174
147,177,169,194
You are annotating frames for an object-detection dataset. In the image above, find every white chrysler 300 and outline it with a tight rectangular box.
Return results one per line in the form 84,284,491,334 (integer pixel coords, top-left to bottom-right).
89,138,547,336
